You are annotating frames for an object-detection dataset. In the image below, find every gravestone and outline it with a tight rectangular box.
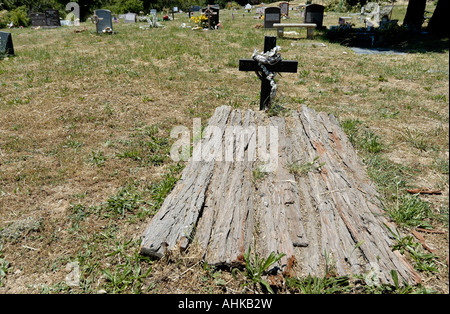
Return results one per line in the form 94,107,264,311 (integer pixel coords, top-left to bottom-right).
202,5,220,29
0,32,14,56
94,9,113,34
150,10,158,27
139,104,421,287
280,2,289,16
45,9,61,27
124,13,136,23
264,7,281,29
30,13,47,27
304,4,324,29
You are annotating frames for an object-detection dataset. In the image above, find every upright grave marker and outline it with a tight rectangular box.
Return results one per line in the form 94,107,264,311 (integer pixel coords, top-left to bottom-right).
150,10,158,27
45,9,61,27
124,13,136,23
66,2,81,26
202,5,219,29
0,32,14,56
30,13,47,27
280,2,289,16
30,10,61,28
264,7,281,29
304,4,324,29
92,9,113,34
239,36,298,110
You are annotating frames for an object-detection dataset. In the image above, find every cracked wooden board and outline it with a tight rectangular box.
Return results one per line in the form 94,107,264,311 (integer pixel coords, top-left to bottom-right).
140,105,421,285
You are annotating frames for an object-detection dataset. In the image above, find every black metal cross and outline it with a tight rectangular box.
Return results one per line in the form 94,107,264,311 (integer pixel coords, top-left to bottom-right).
239,36,298,111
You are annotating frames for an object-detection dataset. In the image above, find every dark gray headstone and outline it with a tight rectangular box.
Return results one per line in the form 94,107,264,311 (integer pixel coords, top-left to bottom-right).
30,13,47,27
202,5,220,29
304,4,324,28
264,7,281,29
0,32,14,56
124,13,136,23
191,6,202,12
45,9,61,27
94,9,113,33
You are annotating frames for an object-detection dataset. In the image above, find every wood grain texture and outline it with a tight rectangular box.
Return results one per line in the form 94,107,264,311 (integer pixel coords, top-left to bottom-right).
140,105,420,285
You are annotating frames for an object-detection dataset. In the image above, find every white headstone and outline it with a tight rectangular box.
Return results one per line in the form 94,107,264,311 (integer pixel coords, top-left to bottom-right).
124,13,136,23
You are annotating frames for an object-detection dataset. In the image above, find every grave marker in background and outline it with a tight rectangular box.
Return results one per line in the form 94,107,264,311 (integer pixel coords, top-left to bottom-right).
0,32,14,56
45,9,61,27
280,2,289,16
304,4,324,28
264,7,281,29
124,13,136,23
93,9,113,34
30,13,47,27
30,10,61,28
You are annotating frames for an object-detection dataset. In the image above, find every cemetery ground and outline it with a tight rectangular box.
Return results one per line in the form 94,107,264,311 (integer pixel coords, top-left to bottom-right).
0,4,449,294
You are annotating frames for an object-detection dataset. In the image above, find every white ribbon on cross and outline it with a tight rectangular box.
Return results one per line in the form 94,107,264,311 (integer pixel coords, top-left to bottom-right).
252,46,282,103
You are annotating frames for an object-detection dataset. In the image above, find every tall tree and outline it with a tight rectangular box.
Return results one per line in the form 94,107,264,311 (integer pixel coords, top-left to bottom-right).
427,0,449,37
403,0,426,30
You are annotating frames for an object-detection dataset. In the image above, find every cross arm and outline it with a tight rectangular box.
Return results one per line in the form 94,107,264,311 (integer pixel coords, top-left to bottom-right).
239,59,298,73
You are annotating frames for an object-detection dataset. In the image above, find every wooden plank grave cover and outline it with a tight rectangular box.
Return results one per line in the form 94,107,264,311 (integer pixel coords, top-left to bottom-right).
280,2,289,16
140,105,420,285
124,13,137,23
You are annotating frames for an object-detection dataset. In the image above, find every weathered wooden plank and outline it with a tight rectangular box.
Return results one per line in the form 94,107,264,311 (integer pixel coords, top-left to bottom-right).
295,105,420,284
256,115,302,267
140,106,232,258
